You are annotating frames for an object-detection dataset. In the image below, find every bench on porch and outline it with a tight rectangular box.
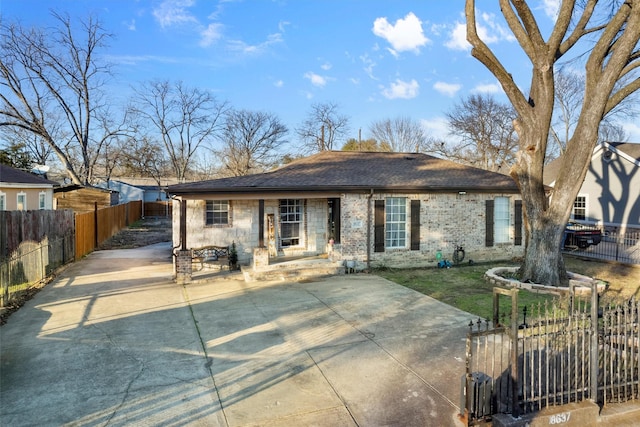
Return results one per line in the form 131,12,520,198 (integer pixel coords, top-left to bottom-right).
191,245,231,270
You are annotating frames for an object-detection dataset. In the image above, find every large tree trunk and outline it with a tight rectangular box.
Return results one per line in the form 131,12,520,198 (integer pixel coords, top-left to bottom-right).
519,215,567,286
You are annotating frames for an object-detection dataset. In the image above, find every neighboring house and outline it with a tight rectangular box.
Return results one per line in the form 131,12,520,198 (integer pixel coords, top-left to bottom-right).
54,184,117,212
0,164,57,210
545,142,640,230
167,151,525,269
96,178,173,203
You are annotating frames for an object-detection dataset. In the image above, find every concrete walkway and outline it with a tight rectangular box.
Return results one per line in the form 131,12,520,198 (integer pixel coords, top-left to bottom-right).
1,243,473,426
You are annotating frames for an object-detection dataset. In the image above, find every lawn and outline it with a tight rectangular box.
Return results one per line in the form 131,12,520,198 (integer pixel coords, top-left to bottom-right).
374,255,640,323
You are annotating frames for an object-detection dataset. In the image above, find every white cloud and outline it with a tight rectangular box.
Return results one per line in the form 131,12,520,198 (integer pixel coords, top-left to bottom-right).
274,80,284,88
153,0,198,28
381,79,420,99
228,32,284,55
541,0,561,19
320,62,332,71
472,82,502,94
123,19,136,31
360,53,377,80
621,122,640,142
372,12,429,55
433,81,462,97
445,22,469,50
420,117,449,140
304,72,328,87
200,23,223,47
446,12,515,51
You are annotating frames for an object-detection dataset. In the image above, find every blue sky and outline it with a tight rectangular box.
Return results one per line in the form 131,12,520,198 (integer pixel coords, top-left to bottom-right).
3,0,639,145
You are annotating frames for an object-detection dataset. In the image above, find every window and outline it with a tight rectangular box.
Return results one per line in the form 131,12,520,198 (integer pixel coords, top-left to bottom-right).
0,193,5,211
385,197,407,248
39,192,46,210
494,197,510,243
280,199,302,247
17,192,26,211
572,196,586,221
205,200,229,225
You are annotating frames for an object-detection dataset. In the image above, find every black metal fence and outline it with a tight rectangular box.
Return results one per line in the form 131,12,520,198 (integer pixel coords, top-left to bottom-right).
462,288,640,425
563,227,640,265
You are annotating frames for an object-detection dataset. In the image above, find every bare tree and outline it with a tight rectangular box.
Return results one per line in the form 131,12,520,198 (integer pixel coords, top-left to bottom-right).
120,136,170,192
1,126,54,166
548,68,634,160
466,0,640,285
217,109,289,177
434,94,518,172
0,12,132,184
368,116,428,153
295,102,350,153
132,80,227,182
341,138,390,152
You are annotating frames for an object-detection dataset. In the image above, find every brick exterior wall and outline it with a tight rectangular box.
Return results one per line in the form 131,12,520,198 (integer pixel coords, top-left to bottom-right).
340,192,525,269
173,191,524,269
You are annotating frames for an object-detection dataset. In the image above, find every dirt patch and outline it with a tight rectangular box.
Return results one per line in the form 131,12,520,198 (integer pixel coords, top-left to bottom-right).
98,217,172,250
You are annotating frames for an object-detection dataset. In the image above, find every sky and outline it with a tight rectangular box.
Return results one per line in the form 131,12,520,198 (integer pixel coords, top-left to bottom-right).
2,0,640,147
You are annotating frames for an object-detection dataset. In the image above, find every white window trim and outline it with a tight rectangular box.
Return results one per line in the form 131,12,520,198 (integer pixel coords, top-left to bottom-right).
279,199,303,247
0,192,6,211
39,191,47,210
494,197,510,244
17,192,27,211
385,197,407,249
572,194,588,221
205,200,230,226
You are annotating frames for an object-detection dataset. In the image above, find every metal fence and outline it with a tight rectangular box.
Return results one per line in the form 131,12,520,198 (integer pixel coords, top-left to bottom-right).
563,227,640,264
462,288,640,425
0,235,75,307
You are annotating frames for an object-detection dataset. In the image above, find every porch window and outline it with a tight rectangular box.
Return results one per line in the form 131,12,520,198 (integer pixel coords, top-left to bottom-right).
205,200,229,225
494,197,510,243
572,196,586,221
280,199,302,247
39,192,46,210
385,197,406,248
17,192,26,211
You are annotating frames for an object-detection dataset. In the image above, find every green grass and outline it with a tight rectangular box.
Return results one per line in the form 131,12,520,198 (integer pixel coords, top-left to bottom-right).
374,257,640,322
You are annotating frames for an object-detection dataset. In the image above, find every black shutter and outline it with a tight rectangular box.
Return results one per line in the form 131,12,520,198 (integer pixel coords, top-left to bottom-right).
486,199,494,247
410,200,420,250
374,200,385,252
514,200,523,246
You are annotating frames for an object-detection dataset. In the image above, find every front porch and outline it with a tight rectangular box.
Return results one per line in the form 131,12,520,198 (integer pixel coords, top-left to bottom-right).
187,253,347,283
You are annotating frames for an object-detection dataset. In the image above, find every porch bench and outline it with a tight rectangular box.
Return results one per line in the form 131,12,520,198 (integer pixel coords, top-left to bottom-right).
191,245,231,270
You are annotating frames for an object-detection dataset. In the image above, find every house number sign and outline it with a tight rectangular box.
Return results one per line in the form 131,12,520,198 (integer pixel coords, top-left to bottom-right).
549,412,571,424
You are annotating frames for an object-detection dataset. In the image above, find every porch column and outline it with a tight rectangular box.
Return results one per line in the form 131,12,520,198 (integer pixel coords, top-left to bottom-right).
180,198,187,250
175,198,192,283
258,199,265,247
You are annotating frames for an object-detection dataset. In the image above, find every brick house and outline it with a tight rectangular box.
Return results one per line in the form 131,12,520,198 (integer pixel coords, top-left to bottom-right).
167,151,524,272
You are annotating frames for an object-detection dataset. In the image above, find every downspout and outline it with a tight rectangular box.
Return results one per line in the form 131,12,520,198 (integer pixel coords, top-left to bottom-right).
367,189,373,271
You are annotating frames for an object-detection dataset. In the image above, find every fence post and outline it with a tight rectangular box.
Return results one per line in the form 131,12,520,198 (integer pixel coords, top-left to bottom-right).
590,280,599,402
510,288,520,417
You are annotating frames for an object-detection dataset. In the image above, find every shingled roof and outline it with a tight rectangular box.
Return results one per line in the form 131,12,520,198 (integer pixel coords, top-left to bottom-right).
0,164,58,186
168,151,519,196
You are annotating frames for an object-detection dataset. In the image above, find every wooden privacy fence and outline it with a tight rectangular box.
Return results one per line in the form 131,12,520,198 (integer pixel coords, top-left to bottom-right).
0,210,75,307
1,201,142,307
143,201,172,217
75,201,142,259
462,288,640,425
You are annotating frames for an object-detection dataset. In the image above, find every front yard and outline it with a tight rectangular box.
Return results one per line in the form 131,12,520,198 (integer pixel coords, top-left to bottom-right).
375,256,640,322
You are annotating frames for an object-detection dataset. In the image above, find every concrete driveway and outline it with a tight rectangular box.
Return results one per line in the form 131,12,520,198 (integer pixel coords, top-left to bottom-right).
1,243,473,426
